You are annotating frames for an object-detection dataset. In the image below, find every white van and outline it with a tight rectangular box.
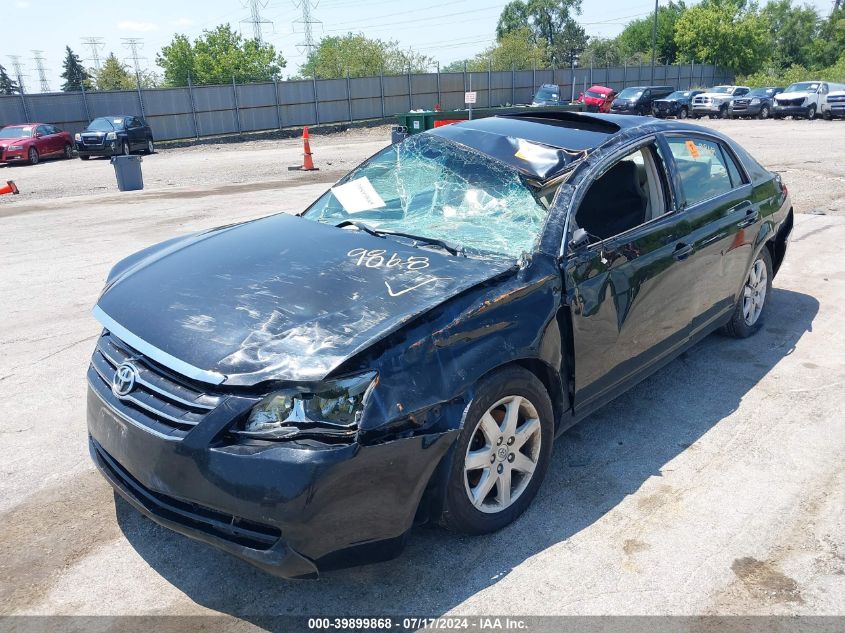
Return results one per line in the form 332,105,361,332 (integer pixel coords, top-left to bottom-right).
773,81,845,119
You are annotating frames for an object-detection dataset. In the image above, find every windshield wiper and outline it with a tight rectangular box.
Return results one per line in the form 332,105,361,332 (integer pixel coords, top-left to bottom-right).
375,230,465,257
334,219,385,238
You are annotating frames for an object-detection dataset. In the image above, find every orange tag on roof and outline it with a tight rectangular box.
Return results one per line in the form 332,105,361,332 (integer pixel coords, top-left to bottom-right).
685,140,700,159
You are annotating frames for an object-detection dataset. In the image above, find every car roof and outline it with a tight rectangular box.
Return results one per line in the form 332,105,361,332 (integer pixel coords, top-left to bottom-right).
429,111,695,181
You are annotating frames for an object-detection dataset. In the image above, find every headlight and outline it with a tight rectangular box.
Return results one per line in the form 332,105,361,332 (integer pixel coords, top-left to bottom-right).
750,98,761,105
74,133,81,141
8,145,23,150
238,371,378,440
106,131,117,140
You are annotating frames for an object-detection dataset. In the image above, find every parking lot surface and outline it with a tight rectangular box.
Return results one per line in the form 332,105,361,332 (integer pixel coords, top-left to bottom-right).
0,118,843,624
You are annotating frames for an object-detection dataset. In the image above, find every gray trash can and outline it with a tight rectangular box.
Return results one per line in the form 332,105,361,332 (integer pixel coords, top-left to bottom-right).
110,155,144,191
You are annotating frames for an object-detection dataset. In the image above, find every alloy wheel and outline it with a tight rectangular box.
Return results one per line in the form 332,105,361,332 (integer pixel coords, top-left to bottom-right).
759,106,769,120
463,395,542,514
743,258,768,326
28,147,38,165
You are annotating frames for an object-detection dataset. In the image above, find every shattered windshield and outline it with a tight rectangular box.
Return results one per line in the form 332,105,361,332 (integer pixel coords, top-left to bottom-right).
302,134,549,259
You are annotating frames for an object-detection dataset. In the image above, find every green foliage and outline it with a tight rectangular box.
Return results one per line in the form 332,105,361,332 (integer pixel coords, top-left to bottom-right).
496,0,587,66
299,33,434,78
94,53,135,91
761,0,818,69
579,37,625,67
617,2,686,64
0,63,19,95
674,0,770,75
740,51,845,86
60,46,92,91
463,27,549,71
810,7,845,68
156,24,286,86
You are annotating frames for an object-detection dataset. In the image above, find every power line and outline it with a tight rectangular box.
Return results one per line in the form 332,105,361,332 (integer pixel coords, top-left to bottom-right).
81,37,105,71
7,55,27,93
293,0,321,57
121,38,146,79
242,0,273,44
31,50,50,92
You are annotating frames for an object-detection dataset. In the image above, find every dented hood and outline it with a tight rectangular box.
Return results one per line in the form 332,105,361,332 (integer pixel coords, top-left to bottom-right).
95,213,516,386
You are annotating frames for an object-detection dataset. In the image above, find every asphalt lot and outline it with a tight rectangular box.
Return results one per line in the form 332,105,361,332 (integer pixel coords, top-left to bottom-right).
0,118,843,625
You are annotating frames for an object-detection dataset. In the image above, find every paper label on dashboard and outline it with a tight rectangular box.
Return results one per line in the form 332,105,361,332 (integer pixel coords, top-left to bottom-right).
331,177,386,213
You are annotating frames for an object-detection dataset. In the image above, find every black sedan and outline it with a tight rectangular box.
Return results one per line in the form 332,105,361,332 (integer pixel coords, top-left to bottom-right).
87,112,793,578
75,115,154,159
652,89,704,119
729,87,784,119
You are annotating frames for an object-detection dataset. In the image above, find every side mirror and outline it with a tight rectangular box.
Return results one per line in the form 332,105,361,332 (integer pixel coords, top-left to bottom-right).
569,228,590,251
34,132,43,138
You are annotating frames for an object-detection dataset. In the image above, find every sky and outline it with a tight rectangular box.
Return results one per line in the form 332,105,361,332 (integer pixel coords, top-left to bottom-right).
3,0,837,92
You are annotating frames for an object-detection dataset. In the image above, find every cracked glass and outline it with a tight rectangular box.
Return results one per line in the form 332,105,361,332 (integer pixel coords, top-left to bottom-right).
302,134,550,259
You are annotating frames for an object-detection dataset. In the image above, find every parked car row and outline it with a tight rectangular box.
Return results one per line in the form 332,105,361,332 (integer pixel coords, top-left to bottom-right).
0,115,154,166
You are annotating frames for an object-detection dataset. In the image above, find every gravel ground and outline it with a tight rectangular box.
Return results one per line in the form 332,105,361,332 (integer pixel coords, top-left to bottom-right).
0,117,843,628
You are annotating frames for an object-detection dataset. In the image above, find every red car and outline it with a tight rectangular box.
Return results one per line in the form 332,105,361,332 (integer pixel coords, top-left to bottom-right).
0,123,74,165
577,85,617,113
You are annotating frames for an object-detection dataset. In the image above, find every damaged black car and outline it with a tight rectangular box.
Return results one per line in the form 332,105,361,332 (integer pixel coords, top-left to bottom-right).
87,112,793,579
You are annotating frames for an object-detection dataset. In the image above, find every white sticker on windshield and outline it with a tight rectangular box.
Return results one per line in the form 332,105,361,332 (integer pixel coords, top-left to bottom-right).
113,119,123,124
331,177,386,213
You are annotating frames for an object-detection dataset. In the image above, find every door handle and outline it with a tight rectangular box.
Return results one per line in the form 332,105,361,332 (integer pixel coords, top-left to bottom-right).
736,205,760,228
672,242,694,261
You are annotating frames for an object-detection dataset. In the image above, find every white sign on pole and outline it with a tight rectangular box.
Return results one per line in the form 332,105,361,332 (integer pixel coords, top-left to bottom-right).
464,91,477,104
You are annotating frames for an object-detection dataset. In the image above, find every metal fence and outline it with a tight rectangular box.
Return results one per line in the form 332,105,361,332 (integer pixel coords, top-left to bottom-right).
0,63,733,142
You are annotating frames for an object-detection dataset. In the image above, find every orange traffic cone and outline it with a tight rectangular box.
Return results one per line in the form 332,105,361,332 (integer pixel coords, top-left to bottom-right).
0,180,18,196
288,127,319,172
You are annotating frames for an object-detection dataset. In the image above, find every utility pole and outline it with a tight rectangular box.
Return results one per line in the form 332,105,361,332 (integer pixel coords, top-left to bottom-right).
31,50,50,92
241,0,272,44
81,37,105,71
293,0,321,58
7,55,27,93
650,0,659,84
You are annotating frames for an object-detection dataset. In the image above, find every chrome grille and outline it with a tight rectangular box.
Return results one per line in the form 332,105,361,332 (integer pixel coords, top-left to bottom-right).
827,95,845,103
89,332,223,433
82,135,104,146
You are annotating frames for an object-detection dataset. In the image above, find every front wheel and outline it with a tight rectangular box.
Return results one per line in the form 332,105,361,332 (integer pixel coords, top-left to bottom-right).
758,105,770,120
439,367,554,534
678,107,688,119
28,147,39,165
144,138,154,154
722,248,773,338
118,139,130,156
719,105,729,119
823,109,832,121
807,104,816,120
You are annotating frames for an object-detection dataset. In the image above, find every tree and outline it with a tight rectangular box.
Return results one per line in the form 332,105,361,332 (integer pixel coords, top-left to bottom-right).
761,0,819,70
810,7,845,67
60,46,92,92
674,0,769,75
496,0,587,66
300,34,434,78
463,28,549,72
579,37,625,67
617,2,686,64
156,24,286,86
0,64,19,95
94,53,135,91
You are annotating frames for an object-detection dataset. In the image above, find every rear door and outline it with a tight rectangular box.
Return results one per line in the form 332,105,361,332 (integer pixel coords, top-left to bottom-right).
661,133,757,337
562,140,699,414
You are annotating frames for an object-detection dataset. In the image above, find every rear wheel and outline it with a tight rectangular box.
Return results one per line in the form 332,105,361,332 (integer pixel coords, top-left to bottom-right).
722,248,773,338
439,367,554,534
28,147,39,165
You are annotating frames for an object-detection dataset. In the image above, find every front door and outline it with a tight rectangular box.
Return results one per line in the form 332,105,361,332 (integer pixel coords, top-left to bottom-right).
562,141,699,414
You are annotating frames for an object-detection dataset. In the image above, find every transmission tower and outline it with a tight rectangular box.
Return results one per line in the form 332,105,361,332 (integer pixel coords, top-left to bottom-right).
241,0,272,44
81,37,105,71
7,55,27,93
835,0,842,12
121,38,146,79
31,50,50,92
293,0,321,57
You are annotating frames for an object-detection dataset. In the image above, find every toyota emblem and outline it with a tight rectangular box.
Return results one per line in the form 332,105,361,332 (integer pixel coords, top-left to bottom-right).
112,362,138,397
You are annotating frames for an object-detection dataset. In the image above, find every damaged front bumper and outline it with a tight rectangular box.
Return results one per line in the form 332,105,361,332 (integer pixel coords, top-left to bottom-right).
87,378,457,578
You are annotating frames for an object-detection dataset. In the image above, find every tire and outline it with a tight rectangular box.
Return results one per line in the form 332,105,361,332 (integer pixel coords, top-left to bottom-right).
719,105,729,119
119,139,130,156
28,147,39,165
758,105,770,120
807,104,816,120
80,155,90,161
823,109,832,121
144,138,154,154
439,366,554,535
63,143,73,159
721,248,773,338
678,107,688,120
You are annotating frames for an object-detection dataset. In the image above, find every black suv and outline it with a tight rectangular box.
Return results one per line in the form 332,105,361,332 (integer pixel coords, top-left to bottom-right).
75,116,154,160
729,87,784,119
652,90,704,119
610,85,675,115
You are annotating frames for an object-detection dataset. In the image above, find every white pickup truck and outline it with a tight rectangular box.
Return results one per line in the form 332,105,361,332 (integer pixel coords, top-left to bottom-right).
825,88,845,119
773,80,845,119
690,85,751,118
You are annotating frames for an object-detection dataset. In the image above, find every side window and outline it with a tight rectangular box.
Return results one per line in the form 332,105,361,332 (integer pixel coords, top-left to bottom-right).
721,146,746,188
820,83,828,95
36,125,50,136
667,137,739,206
575,145,667,242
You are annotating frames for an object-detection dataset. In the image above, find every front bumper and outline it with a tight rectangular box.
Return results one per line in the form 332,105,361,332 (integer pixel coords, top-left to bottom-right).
692,103,726,115
729,104,763,117
0,149,27,163
829,104,845,118
86,377,455,578
76,141,119,157
773,104,810,117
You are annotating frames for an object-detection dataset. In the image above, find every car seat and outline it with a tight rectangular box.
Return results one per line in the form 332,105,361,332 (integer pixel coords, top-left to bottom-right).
576,160,648,240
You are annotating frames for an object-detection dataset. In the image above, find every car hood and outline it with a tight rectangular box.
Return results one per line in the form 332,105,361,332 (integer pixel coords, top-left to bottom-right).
95,213,517,386
775,91,809,100
698,92,733,100
0,135,29,145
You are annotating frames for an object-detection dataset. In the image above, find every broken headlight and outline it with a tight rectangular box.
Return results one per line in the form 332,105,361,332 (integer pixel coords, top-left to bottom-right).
237,371,377,440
